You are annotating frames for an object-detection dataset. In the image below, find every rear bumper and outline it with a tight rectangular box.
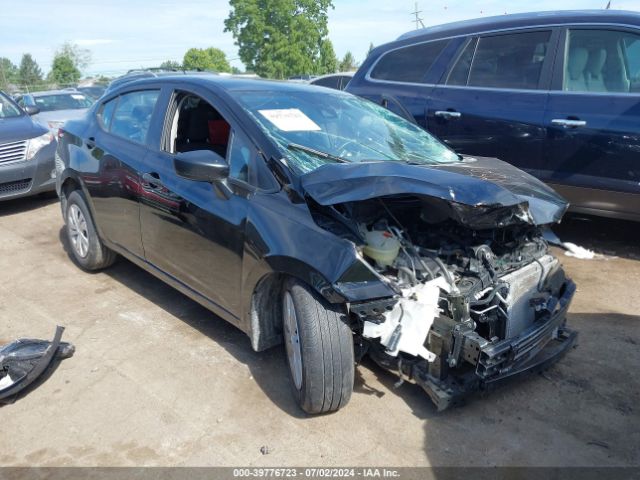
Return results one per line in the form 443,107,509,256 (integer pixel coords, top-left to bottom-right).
414,280,577,410
0,141,57,201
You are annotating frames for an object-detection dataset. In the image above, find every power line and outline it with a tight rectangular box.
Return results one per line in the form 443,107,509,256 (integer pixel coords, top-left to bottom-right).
411,2,425,30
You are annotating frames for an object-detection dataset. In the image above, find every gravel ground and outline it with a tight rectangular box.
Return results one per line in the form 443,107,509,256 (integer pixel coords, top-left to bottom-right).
0,195,638,467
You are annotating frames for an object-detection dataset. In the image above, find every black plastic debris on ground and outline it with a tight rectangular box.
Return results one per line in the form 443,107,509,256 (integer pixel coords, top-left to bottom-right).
0,325,74,404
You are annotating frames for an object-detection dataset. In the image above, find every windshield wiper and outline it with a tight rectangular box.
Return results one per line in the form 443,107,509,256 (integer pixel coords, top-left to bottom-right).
286,143,349,164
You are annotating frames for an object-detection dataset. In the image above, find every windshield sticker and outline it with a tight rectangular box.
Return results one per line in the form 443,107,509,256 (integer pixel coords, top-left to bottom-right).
71,94,86,100
258,108,321,132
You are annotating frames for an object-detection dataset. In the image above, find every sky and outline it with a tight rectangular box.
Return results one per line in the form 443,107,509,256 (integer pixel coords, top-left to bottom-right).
0,0,638,77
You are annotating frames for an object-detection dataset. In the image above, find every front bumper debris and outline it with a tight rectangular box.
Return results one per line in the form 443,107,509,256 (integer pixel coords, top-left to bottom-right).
414,280,577,411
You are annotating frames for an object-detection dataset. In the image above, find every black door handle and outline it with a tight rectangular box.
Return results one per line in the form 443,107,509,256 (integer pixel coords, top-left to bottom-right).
86,136,95,149
142,172,164,188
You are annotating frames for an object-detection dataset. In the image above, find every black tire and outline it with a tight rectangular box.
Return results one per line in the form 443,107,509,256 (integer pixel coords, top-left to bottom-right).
64,190,117,271
282,278,354,414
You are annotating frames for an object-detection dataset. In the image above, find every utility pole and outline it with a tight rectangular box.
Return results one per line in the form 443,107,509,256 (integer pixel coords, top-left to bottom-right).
411,2,425,30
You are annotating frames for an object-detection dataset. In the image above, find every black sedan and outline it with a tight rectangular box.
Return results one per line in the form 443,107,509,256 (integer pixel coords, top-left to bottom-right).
56,75,576,413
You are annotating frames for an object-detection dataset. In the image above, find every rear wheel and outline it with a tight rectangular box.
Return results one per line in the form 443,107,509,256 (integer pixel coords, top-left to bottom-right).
65,190,116,270
282,278,354,414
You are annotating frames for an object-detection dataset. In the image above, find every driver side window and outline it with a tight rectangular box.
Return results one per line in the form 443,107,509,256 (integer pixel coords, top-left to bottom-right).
167,92,252,184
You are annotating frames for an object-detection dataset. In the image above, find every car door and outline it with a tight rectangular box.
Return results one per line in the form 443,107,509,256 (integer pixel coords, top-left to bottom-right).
85,89,161,258
139,86,260,319
426,29,559,175
542,26,640,220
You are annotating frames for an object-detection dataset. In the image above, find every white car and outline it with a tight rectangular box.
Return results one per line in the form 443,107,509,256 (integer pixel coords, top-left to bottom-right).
15,90,93,132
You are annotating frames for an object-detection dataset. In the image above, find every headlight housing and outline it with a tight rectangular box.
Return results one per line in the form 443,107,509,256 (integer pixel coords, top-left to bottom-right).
26,132,54,161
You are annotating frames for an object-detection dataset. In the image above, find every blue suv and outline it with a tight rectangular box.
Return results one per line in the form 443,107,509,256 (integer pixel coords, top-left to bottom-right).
347,10,640,222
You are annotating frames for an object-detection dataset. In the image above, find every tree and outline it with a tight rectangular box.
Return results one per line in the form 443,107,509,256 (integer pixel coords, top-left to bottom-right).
18,54,43,87
225,0,335,79
48,54,81,85
339,51,358,72
56,42,92,71
159,60,182,70
318,39,338,75
182,48,231,72
366,42,375,58
0,58,19,90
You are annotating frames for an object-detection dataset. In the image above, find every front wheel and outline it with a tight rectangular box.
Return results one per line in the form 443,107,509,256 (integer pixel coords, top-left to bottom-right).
282,278,354,414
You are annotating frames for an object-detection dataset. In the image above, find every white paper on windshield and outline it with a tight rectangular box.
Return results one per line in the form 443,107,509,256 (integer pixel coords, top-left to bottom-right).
71,94,86,100
258,108,321,132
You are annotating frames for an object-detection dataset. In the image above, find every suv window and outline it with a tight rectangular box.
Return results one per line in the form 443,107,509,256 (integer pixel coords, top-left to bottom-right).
462,31,551,89
564,29,640,93
109,90,160,144
313,76,341,89
447,38,478,86
370,40,448,83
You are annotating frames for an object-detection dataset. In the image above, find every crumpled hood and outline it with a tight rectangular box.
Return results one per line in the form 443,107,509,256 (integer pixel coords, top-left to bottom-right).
300,157,568,226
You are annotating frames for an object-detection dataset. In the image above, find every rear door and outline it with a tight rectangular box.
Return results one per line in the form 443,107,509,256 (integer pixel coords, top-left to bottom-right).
427,29,559,175
85,89,161,258
543,26,640,219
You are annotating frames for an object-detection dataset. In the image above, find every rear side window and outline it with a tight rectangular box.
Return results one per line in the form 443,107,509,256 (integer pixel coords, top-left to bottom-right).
564,29,640,93
465,31,551,89
97,98,117,130
370,40,448,83
447,38,478,86
108,90,160,144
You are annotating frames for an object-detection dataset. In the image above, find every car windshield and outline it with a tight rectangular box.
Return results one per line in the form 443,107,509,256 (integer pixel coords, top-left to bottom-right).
236,89,459,174
33,93,93,112
0,94,23,118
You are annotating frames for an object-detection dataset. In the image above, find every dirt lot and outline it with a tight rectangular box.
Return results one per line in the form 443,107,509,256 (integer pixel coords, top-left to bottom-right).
0,195,639,467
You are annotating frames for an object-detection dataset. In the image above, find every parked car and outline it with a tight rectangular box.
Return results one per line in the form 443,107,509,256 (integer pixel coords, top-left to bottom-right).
309,72,354,90
347,10,640,222
15,90,94,133
56,75,576,412
0,91,56,200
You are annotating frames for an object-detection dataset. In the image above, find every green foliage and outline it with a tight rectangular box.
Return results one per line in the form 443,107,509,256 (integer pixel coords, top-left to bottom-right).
225,0,336,79
339,51,358,72
48,54,81,85
0,57,19,90
57,42,92,70
318,40,338,75
18,54,43,86
159,60,182,70
183,48,231,72
367,42,375,58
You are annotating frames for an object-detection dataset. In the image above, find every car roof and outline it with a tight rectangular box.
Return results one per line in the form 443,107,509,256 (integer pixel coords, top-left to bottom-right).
109,74,352,96
397,10,640,42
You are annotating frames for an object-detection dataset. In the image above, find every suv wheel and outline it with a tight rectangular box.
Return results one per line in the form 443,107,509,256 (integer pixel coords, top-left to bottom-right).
282,278,354,414
65,190,116,270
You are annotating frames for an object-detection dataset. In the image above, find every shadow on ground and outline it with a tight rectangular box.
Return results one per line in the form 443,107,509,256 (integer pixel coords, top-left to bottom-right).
0,193,57,217
553,213,640,260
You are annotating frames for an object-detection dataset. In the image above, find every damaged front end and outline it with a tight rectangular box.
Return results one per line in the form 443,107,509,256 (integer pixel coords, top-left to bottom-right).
302,159,577,410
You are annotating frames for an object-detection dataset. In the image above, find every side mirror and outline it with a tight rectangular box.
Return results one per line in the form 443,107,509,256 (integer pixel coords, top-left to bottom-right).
24,105,40,116
174,150,229,183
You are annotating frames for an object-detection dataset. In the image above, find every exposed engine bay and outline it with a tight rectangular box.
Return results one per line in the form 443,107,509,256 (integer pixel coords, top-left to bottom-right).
310,194,577,410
